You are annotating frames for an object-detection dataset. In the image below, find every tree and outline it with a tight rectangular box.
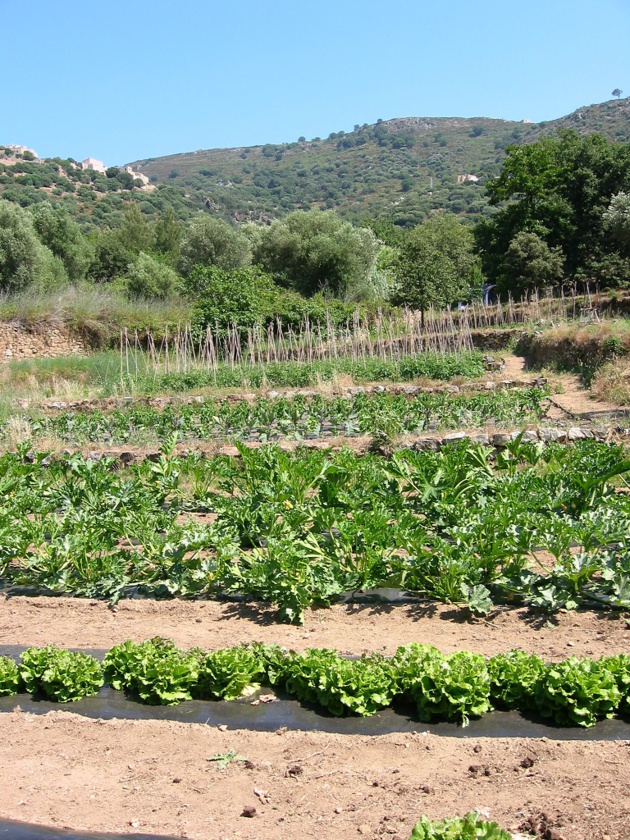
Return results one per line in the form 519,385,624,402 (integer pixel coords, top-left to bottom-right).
116,204,153,254
612,89,623,99
392,214,480,319
603,191,630,249
178,216,250,276
476,131,630,287
88,232,132,283
0,200,64,292
31,202,92,281
252,209,380,298
153,207,183,263
504,231,564,295
184,264,276,334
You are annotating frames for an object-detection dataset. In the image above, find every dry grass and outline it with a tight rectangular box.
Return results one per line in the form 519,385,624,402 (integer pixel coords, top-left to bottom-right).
591,359,630,406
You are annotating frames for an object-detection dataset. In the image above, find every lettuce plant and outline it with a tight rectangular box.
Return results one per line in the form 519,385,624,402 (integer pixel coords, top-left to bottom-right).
193,645,265,700
409,812,512,839
0,656,20,696
488,650,546,710
19,646,103,703
533,657,621,727
103,637,199,705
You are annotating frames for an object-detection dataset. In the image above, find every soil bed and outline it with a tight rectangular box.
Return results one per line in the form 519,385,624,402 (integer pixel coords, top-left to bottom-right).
0,710,628,840
1,595,628,661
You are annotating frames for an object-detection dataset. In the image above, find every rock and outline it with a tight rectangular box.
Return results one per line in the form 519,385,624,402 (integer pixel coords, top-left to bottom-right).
267,391,279,399
443,431,468,443
539,427,561,442
357,825,371,835
469,433,489,444
568,427,586,440
520,430,539,443
404,385,419,394
241,806,257,818
492,432,512,447
446,385,460,393
413,438,440,452
484,381,496,390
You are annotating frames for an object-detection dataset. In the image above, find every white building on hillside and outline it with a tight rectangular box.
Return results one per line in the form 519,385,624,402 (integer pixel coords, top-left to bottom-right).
7,145,38,157
121,164,150,186
80,158,107,173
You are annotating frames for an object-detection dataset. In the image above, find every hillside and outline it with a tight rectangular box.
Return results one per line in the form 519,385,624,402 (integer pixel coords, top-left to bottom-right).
130,98,630,227
1,99,629,231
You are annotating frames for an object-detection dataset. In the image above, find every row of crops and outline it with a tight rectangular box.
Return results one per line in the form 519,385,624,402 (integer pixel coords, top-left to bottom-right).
7,387,548,446
1,438,630,621
138,351,487,392
3,638,630,729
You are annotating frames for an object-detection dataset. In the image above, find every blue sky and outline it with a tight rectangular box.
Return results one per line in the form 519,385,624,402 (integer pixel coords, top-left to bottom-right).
2,0,629,165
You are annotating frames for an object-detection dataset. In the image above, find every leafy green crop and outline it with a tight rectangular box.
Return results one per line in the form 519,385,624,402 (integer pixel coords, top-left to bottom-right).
1,439,630,624
533,657,621,727
409,812,512,839
103,638,200,705
18,646,103,702
488,650,546,710
281,648,395,716
193,645,265,700
596,654,630,717
397,648,491,726
0,656,21,696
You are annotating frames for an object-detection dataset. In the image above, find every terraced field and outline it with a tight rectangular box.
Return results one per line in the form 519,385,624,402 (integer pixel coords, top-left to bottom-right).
1,352,629,839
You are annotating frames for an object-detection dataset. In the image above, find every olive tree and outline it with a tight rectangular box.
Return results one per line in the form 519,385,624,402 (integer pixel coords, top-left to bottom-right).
252,209,381,299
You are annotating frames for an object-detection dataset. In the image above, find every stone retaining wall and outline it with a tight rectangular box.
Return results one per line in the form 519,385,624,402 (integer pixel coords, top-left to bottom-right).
0,322,88,362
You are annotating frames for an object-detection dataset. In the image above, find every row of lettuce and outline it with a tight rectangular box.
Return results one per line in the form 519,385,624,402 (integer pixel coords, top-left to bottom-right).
2,639,630,728
2,439,630,622
13,386,547,446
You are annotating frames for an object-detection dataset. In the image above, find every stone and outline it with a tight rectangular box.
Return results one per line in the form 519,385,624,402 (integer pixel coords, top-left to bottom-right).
492,432,512,447
442,431,468,443
568,427,586,440
520,430,539,443
539,428,561,442
413,438,441,452
469,433,489,444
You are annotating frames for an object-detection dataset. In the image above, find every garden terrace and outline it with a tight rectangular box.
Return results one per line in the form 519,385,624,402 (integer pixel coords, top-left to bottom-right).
1,439,630,622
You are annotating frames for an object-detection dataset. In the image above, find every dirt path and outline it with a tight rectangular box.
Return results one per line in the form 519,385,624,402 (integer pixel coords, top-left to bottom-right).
1,595,629,662
502,354,627,418
0,710,628,840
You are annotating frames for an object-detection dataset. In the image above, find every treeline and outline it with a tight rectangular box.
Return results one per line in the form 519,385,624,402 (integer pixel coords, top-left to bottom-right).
0,130,629,332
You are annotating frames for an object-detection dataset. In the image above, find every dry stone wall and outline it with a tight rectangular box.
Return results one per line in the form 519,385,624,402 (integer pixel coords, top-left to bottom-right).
0,322,88,362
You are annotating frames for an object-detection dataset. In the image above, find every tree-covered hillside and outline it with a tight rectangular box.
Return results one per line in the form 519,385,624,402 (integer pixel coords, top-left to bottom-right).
131,98,630,227
1,99,629,234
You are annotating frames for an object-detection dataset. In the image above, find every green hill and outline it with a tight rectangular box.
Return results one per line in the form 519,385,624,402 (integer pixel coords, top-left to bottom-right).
130,98,630,227
2,99,629,231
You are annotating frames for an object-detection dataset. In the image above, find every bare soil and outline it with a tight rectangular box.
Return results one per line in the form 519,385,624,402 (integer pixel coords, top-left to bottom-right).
0,710,628,840
1,595,629,661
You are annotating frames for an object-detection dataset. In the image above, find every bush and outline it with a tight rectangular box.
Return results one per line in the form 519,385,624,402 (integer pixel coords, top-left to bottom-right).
126,252,180,299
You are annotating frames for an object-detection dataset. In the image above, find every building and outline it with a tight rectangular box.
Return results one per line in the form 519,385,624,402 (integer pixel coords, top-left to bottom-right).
7,145,38,158
120,164,150,186
80,158,107,173
456,173,480,184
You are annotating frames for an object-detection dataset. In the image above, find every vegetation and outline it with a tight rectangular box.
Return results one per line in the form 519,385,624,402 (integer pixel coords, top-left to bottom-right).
476,131,630,290
11,386,547,447
4,637,630,730
409,814,512,839
2,440,630,623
